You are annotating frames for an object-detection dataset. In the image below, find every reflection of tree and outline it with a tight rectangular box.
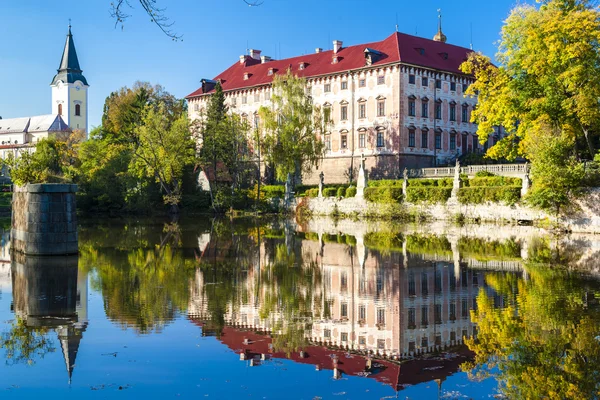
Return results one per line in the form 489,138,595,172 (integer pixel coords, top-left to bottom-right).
79,223,196,334
464,254,600,399
1,318,55,365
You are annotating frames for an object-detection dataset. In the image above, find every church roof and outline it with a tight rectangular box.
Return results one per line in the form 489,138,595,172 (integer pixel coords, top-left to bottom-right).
0,115,70,134
186,31,474,98
51,25,88,86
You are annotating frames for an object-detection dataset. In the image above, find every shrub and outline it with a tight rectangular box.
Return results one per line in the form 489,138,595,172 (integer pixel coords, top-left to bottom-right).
295,184,317,196
408,178,453,187
406,234,452,256
364,187,403,203
346,187,357,198
323,187,337,197
181,192,212,210
368,179,403,188
306,188,319,198
249,184,285,200
475,170,496,177
468,176,522,187
406,187,452,203
457,185,521,205
337,187,346,198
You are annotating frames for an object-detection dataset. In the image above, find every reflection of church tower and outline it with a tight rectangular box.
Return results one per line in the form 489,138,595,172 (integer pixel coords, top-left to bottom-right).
50,23,89,133
10,254,87,383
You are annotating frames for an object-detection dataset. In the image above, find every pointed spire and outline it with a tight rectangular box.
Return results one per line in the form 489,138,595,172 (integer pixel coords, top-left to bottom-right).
51,22,88,86
433,9,447,43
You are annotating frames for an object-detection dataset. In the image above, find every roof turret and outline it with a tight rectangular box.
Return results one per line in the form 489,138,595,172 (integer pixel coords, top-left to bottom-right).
51,23,88,86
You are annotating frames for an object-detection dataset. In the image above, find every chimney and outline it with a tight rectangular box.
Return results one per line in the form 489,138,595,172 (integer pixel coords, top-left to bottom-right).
239,55,248,64
249,49,262,60
333,40,343,54
261,55,272,64
315,48,323,54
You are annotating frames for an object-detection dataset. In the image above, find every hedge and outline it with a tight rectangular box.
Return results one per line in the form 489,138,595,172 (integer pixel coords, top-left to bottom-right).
406,187,452,203
474,170,496,177
323,187,338,197
458,185,521,205
364,187,403,203
306,188,319,198
467,176,522,187
368,179,403,188
406,234,452,256
249,184,285,200
346,187,357,198
408,178,453,188
295,184,317,196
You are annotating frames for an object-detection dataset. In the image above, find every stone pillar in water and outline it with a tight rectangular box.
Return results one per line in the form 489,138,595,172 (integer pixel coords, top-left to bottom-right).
11,184,78,255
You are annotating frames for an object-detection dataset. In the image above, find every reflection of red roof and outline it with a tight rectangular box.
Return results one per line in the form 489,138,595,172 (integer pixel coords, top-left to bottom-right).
193,324,474,392
201,162,232,183
186,32,473,98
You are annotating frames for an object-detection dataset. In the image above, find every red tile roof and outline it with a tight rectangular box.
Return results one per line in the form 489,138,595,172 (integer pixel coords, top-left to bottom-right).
186,32,474,99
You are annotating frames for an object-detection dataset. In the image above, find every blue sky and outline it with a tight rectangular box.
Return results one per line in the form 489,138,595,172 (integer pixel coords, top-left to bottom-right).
0,0,532,128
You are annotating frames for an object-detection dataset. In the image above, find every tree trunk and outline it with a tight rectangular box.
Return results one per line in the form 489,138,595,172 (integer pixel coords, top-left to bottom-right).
583,127,595,159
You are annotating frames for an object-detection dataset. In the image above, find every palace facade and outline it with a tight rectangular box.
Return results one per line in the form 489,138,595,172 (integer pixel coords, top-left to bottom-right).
186,25,496,184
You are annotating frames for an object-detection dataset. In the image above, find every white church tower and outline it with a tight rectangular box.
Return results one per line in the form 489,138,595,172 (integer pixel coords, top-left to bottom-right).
50,24,89,133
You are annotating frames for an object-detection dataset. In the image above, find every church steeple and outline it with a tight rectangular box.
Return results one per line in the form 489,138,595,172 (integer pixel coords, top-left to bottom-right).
51,23,88,86
433,9,447,43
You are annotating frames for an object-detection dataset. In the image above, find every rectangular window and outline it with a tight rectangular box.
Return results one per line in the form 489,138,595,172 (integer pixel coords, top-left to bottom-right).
377,100,385,117
421,102,428,118
408,308,416,328
341,81,348,90
421,337,428,348
462,298,469,318
324,83,331,92
435,103,442,119
435,133,442,149
450,134,456,150
421,306,428,326
377,308,385,325
435,335,442,346
435,304,442,324
377,75,385,85
450,104,456,121
341,105,348,120
409,74,416,84
409,129,415,147
231,97,237,106
359,133,366,148
254,115,260,129
435,270,442,293
359,103,366,119
408,273,416,296
409,341,416,352
421,131,428,148
341,134,347,149
436,79,442,89
359,305,366,321
462,106,468,123
324,329,331,338
421,272,428,296
408,99,416,117
341,302,348,318
422,77,428,87
359,78,366,87
341,271,347,290
377,339,385,350
341,332,348,342
377,131,384,147
325,134,331,151
254,93,260,102
359,336,366,345
450,302,457,320
451,331,456,341
463,83,470,92
242,96,247,104
451,82,456,91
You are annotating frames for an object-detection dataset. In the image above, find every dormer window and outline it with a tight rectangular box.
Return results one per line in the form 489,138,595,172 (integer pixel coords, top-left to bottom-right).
415,47,425,55
439,52,449,60
299,62,306,70
332,56,339,64
268,68,274,76
244,72,250,80
364,48,382,66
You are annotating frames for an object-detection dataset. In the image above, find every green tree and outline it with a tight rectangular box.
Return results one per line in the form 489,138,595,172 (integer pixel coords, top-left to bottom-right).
130,103,196,212
461,0,600,160
259,69,326,183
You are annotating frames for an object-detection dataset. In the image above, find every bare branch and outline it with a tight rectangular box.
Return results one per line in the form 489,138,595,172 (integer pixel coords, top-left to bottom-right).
110,0,264,41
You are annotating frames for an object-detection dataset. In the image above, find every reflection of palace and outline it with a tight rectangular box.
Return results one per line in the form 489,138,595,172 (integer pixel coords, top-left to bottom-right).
189,231,510,361
10,253,88,382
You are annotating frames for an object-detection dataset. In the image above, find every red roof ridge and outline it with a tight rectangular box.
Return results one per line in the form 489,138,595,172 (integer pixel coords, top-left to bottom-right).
186,31,474,99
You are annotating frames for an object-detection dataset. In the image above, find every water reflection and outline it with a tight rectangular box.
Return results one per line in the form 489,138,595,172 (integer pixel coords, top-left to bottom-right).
3,218,600,398
3,253,87,382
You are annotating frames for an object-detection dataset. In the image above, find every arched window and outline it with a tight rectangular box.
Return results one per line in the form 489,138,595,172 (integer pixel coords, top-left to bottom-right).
75,104,81,116
58,104,63,116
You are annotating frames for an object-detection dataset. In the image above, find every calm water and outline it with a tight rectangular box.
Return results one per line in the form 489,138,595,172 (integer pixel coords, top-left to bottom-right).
1,217,599,399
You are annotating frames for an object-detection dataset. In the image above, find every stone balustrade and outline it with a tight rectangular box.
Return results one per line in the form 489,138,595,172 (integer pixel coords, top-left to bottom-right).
408,163,528,178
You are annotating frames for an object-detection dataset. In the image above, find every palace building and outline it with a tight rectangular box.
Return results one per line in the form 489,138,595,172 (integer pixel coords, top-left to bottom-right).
0,24,88,161
186,21,494,184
